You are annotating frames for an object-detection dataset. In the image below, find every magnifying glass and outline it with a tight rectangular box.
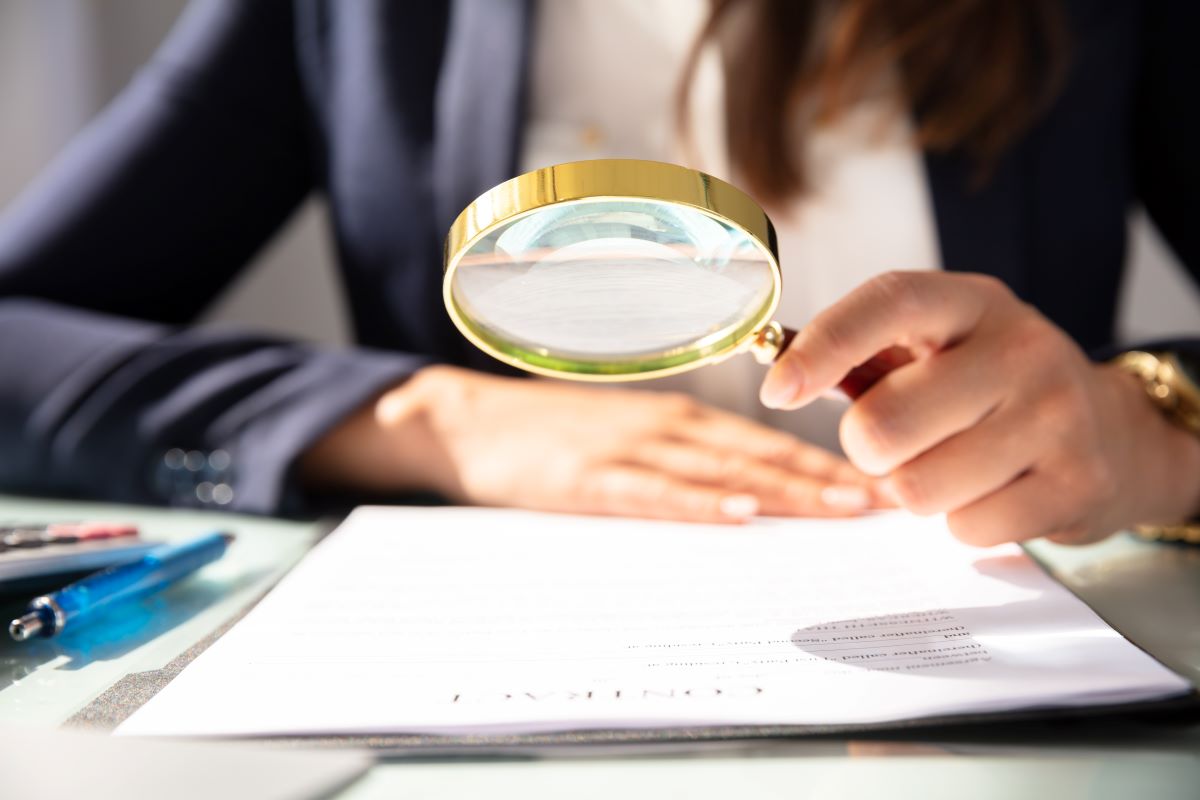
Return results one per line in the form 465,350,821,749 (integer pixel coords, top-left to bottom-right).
442,159,792,381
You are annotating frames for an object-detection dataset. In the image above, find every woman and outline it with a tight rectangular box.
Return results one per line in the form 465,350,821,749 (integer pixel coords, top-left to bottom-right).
0,0,1196,546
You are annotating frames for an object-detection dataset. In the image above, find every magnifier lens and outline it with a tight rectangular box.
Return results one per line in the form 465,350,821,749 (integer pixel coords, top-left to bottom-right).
449,198,776,374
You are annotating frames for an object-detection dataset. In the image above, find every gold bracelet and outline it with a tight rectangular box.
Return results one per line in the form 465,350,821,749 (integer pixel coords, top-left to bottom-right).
1111,351,1200,435
1111,350,1200,544
1132,523,1200,545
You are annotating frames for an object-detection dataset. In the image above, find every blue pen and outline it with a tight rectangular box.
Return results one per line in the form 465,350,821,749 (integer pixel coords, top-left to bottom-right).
8,531,234,642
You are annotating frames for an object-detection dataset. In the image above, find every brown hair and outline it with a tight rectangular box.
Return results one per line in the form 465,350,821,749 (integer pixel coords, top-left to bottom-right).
678,0,1068,205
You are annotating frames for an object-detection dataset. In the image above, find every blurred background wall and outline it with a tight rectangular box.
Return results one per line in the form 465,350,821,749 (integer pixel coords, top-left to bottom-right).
1,0,1196,347
0,0,350,344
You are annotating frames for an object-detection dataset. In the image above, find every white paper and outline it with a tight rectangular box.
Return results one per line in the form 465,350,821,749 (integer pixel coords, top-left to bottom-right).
118,508,1190,737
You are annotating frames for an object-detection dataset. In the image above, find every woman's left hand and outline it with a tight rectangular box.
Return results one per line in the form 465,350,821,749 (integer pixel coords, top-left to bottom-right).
760,271,1200,546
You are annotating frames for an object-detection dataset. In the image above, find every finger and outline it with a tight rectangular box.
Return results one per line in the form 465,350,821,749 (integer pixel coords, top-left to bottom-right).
682,409,890,508
840,340,1006,475
576,465,759,524
1043,526,1104,546
761,272,999,410
631,440,873,515
881,401,1038,515
682,408,874,488
946,471,1080,547
1043,523,1116,546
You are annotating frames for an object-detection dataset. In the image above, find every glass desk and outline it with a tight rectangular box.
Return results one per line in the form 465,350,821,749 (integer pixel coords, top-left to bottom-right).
0,494,1196,799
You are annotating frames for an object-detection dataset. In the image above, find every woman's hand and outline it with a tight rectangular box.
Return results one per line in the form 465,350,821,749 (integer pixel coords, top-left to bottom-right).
760,271,1200,546
301,365,885,523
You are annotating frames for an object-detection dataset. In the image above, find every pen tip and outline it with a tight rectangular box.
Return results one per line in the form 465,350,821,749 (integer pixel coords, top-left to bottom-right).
220,532,235,545
9,613,43,642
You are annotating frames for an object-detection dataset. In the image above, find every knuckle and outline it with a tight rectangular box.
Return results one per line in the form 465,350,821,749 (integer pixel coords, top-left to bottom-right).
657,393,700,424
887,467,937,515
753,430,802,464
1053,385,1090,425
627,441,664,469
1003,317,1055,363
1041,393,1104,474
643,475,677,507
1075,458,1116,506
1002,340,1068,397
573,471,610,512
806,316,854,364
761,442,800,468
968,273,1012,301
1035,466,1092,521
1094,462,1118,503
712,454,751,484
1046,524,1094,546
839,404,898,473
1015,318,1078,371
946,510,1003,548
678,490,720,518
1037,382,1091,442
870,271,925,320
655,391,699,417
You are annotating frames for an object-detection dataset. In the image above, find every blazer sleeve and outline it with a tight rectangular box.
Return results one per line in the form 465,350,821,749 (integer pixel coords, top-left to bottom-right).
0,0,426,515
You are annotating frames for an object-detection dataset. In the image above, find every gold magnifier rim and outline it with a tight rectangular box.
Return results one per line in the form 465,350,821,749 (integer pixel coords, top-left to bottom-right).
442,158,781,382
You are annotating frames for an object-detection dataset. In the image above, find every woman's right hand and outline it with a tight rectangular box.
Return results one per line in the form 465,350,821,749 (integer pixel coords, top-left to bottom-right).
300,365,886,523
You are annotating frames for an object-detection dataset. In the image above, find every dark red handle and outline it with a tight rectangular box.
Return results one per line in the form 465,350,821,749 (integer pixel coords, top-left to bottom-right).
773,327,911,400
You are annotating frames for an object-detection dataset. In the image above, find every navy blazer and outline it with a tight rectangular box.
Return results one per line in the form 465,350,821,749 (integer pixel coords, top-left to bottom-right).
0,0,1196,515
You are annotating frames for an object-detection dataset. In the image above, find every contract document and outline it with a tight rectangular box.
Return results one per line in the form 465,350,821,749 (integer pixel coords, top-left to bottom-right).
118,508,1191,738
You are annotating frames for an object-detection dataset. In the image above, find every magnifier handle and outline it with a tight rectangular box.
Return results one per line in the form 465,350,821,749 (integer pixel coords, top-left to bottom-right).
757,324,912,401
837,347,915,399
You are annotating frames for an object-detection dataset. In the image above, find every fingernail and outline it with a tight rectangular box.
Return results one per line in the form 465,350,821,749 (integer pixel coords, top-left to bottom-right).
820,485,871,510
760,359,804,409
719,494,759,519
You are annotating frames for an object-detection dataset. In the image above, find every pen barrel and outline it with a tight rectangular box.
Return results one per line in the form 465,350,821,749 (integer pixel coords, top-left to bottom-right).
48,533,230,631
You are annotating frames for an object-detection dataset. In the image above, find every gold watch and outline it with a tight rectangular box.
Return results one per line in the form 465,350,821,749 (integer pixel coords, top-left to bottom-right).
1110,350,1200,544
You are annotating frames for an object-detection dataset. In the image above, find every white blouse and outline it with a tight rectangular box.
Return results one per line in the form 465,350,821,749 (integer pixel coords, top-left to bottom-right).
519,0,942,450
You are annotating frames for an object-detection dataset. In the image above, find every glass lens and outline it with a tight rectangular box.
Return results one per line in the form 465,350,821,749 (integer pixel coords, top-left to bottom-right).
448,198,777,373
